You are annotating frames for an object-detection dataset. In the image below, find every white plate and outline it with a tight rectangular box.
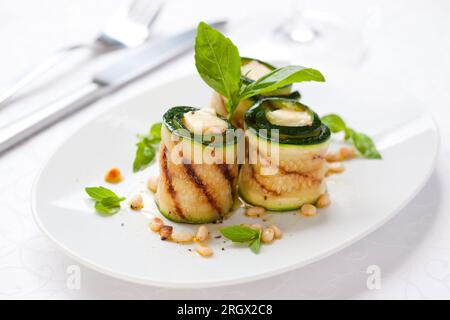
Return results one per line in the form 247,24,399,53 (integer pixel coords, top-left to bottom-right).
32,67,439,288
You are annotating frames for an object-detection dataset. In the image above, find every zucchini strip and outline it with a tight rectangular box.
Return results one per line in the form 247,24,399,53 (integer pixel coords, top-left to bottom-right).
156,107,239,224
238,97,331,211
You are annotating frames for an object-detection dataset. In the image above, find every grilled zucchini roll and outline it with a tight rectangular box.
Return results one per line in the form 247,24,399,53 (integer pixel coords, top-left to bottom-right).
238,97,331,211
156,107,240,223
211,57,301,128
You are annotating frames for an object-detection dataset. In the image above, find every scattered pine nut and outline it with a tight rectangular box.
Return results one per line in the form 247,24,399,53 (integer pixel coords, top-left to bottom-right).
104,167,122,183
326,147,356,162
195,225,209,242
246,206,266,217
261,228,275,244
147,176,159,193
159,225,173,240
251,224,263,232
326,162,345,176
339,146,356,160
325,152,340,162
129,194,143,210
316,193,331,208
149,217,164,232
171,231,194,243
300,204,317,217
195,243,213,257
268,225,282,239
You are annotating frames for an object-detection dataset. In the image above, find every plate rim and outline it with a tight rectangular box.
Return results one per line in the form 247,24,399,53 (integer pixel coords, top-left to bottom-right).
30,73,440,288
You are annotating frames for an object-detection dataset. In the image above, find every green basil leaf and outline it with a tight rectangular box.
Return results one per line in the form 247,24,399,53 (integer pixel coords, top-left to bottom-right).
133,138,156,172
150,122,162,141
85,186,125,215
94,201,120,215
100,196,126,207
194,22,241,115
350,130,382,159
240,66,325,100
85,186,117,201
220,225,259,242
249,231,261,254
321,114,347,133
321,114,381,159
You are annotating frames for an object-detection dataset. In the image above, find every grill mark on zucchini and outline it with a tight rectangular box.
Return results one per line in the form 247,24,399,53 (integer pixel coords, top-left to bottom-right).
250,166,280,196
217,163,234,186
161,147,186,220
183,163,222,215
255,147,322,185
276,165,323,185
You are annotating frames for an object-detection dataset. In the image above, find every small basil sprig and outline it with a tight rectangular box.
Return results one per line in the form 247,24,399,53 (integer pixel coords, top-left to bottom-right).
194,22,325,118
133,122,161,172
85,186,126,215
220,225,262,254
321,114,381,159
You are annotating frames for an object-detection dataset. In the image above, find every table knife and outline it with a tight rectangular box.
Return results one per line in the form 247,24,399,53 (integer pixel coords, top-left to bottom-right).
0,21,226,154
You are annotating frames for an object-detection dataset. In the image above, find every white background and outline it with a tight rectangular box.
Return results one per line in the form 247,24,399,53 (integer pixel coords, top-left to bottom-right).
0,0,450,299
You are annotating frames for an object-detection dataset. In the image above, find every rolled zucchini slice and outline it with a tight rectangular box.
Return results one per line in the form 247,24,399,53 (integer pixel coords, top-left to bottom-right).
156,107,240,224
210,57,301,128
238,97,331,211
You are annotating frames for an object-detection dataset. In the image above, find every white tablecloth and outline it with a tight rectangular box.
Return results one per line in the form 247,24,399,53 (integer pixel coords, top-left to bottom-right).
1,0,450,299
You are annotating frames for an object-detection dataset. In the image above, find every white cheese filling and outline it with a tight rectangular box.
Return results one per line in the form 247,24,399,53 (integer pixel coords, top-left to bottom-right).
241,60,272,80
266,109,313,127
183,109,228,135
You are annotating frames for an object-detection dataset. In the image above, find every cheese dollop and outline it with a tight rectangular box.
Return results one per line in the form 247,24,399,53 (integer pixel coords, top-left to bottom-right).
266,109,313,127
241,60,272,81
183,109,228,135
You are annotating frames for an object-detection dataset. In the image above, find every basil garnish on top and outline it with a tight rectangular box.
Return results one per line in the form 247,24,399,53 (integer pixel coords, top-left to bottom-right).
194,22,325,119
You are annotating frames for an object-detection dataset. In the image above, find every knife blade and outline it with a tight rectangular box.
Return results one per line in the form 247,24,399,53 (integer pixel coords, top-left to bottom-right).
0,21,226,154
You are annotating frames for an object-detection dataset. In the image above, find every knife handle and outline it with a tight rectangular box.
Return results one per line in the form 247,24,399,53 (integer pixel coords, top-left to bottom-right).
0,83,104,153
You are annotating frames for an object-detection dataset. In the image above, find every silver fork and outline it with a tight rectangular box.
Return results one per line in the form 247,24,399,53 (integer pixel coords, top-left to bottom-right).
0,0,164,108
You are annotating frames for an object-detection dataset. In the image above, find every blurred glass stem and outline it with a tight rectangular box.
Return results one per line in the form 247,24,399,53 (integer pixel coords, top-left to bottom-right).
277,0,318,44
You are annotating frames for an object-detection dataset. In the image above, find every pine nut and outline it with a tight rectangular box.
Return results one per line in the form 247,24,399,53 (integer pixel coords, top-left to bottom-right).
171,231,194,243
316,193,331,208
300,204,317,217
196,225,209,242
195,243,213,257
104,167,122,183
159,225,173,240
251,224,263,232
149,217,164,232
261,228,275,243
129,194,143,210
326,162,345,176
325,152,340,162
268,225,282,239
147,176,159,193
246,206,265,217
339,147,356,160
